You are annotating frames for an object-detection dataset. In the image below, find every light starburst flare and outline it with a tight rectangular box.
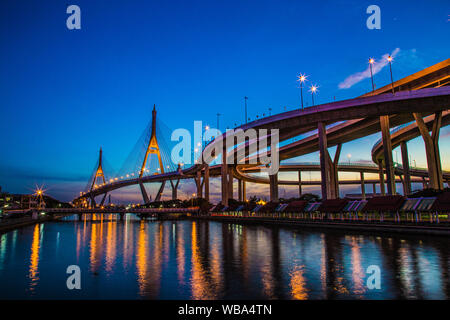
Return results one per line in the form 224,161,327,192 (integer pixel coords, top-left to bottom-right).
297,74,307,85
309,85,318,93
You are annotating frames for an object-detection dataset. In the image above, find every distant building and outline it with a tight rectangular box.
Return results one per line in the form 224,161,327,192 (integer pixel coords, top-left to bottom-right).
0,187,72,209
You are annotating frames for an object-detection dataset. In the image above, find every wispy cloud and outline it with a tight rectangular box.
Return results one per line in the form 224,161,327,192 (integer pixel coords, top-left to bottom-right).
338,48,400,89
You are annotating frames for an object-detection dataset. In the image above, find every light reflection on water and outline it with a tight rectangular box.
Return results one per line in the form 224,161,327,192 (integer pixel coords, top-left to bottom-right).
0,214,448,300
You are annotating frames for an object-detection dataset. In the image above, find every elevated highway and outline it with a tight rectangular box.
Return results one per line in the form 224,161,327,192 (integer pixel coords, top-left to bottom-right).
74,59,450,206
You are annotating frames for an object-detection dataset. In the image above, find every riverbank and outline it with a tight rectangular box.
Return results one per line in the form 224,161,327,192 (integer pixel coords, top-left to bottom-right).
0,215,57,234
3,213,449,236
191,215,450,236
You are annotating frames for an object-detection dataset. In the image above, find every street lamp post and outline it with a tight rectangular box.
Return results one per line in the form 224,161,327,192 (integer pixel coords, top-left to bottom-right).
347,153,351,164
244,96,248,124
216,113,221,131
309,85,317,106
369,58,375,93
34,187,46,210
297,74,307,110
387,55,394,94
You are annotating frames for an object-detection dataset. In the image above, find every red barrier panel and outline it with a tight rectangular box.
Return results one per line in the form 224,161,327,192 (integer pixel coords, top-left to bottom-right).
318,199,349,213
431,192,450,211
362,195,405,212
284,201,308,213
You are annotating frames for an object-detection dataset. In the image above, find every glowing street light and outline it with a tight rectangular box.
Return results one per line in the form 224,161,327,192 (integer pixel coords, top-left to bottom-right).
387,55,394,94
369,58,375,92
347,153,352,164
34,186,46,209
297,74,307,110
309,85,318,106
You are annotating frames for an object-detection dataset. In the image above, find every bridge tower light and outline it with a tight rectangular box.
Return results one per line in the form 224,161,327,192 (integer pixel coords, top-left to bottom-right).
140,104,165,178
90,147,107,192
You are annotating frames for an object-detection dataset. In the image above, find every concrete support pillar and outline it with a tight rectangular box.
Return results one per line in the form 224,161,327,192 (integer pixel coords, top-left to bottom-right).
413,112,443,190
155,181,165,202
422,178,427,189
242,181,246,202
269,173,279,202
204,165,210,203
170,179,180,200
329,144,342,199
100,193,107,206
228,167,233,200
399,175,406,196
317,124,341,200
221,149,229,206
318,122,332,200
360,172,366,200
380,115,396,195
400,141,412,195
238,179,242,201
298,171,302,197
195,170,202,198
377,159,386,195
139,181,150,204
90,195,97,208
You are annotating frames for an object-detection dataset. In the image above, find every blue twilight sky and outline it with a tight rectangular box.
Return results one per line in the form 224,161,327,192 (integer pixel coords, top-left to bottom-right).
0,0,449,202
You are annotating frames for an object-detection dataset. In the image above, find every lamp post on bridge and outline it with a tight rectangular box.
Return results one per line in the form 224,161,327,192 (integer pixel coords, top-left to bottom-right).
369,58,375,93
34,186,46,210
387,55,394,94
297,74,307,110
244,96,248,124
216,113,221,132
309,85,318,106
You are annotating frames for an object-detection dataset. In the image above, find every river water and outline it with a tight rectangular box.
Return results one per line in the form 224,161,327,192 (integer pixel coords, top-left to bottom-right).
0,215,448,299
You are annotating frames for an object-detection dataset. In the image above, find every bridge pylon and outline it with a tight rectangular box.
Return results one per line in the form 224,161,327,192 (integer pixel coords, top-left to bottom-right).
139,104,166,203
90,147,107,207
